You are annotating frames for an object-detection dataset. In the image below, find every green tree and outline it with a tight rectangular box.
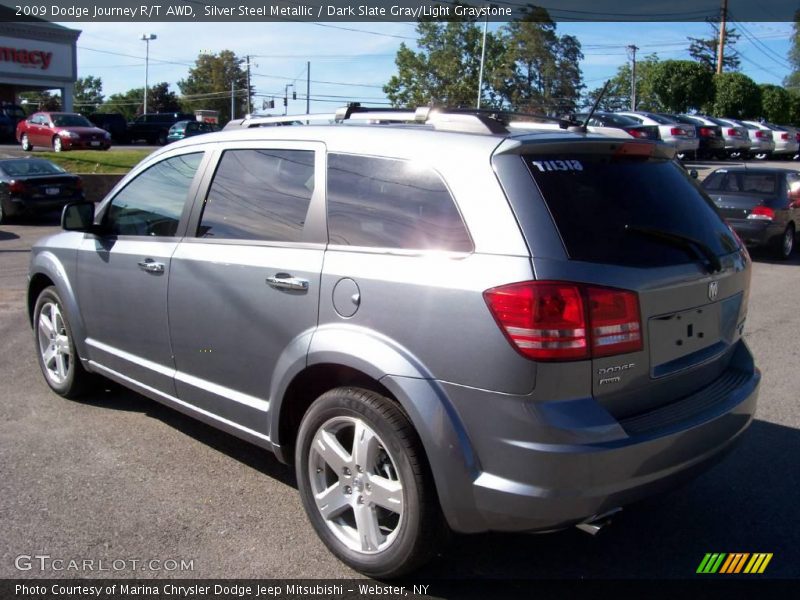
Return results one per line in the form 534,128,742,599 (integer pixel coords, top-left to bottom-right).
688,23,741,72
19,90,60,112
650,60,714,113
585,54,661,112
709,72,761,119
99,82,179,120
384,21,501,108
785,16,800,91
73,76,103,115
178,50,249,123
759,84,791,123
492,8,584,114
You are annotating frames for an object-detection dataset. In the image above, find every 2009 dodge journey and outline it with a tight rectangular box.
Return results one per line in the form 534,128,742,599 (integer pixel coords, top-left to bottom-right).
28,106,760,577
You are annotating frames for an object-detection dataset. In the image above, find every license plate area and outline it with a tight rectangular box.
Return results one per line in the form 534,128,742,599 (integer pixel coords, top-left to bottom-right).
45,187,60,195
649,303,723,378
90,141,100,146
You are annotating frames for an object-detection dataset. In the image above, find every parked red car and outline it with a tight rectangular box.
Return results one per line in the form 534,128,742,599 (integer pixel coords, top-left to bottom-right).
16,112,112,152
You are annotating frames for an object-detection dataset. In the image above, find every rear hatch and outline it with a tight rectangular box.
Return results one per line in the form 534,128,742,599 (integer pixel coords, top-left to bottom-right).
494,139,749,418
702,170,780,221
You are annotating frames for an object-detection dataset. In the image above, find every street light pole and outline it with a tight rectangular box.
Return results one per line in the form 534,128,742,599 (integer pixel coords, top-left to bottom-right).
140,34,157,115
284,83,295,116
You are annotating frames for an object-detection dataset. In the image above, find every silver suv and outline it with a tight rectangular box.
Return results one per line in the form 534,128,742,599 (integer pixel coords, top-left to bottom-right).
28,107,760,577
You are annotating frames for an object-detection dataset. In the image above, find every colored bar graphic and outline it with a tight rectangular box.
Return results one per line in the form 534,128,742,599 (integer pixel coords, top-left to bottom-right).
699,553,773,574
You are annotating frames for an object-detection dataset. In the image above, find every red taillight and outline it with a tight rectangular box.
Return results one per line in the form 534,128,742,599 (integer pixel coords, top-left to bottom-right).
626,128,647,139
669,127,685,136
780,132,789,141
484,282,642,361
587,287,643,357
699,127,714,137
726,128,738,136
754,130,766,139
74,178,83,190
748,206,775,221
795,132,800,143
8,180,26,194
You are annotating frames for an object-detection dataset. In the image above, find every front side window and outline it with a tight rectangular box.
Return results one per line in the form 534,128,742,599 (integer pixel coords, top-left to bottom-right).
326,154,472,252
105,152,203,237
198,149,315,242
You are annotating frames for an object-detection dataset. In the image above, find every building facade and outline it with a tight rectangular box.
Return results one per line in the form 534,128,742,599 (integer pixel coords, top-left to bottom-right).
0,21,80,111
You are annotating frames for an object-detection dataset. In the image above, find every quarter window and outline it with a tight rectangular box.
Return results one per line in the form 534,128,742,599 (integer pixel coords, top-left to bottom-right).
105,152,203,237
326,154,472,252
198,149,315,242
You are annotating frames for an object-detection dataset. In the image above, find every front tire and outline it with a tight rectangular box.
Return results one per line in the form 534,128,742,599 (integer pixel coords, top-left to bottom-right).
52,136,63,152
33,286,92,398
20,133,32,152
296,387,444,577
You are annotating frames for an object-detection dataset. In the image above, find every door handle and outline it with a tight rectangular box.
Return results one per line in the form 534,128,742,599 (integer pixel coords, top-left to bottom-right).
266,273,309,291
137,259,165,274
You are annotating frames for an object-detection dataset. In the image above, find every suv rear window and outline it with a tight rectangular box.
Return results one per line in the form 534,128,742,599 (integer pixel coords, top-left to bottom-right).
327,154,472,252
525,155,739,267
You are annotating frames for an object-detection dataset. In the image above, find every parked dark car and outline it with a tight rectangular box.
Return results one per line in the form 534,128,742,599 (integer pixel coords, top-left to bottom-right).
0,102,27,141
575,111,659,140
16,112,112,152
702,167,799,259
0,158,83,224
127,112,195,145
86,113,128,144
166,120,218,143
667,114,726,160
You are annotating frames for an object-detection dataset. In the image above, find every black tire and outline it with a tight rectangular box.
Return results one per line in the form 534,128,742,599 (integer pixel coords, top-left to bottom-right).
775,224,795,261
20,133,32,152
33,286,93,398
295,387,445,577
0,199,9,224
156,131,167,146
52,136,63,153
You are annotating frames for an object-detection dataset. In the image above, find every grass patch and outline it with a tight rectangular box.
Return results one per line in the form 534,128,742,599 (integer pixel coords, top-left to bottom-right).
35,150,153,174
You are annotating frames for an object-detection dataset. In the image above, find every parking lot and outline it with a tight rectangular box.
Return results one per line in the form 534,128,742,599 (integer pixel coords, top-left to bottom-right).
1,165,798,581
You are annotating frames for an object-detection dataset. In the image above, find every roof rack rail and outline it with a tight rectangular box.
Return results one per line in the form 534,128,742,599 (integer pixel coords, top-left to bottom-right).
223,105,583,136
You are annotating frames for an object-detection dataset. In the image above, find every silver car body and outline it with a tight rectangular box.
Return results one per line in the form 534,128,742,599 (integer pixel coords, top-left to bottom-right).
745,122,800,157
27,119,759,542
721,118,776,156
615,111,700,153
699,116,751,153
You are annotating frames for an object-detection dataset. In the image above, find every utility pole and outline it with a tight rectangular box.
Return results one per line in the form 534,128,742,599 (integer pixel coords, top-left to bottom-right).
306,61,310,114
230,80,235,120
627,44,639,111
716,0,729,75
476,14,488,109
245,55,251,115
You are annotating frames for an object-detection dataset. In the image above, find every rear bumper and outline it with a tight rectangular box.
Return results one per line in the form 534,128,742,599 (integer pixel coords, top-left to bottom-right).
728,219,783,248
2,194,83,216
435,340,759,533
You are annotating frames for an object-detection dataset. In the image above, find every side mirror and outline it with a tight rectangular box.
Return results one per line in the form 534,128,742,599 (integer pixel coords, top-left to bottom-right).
689,169,699,179
61,202,96,232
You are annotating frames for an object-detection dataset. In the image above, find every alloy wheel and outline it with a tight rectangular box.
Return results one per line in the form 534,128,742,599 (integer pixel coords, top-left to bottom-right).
308,416,404,554
37,301,72,386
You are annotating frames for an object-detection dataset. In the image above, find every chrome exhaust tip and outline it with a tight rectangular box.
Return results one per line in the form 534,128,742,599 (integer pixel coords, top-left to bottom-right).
575,508,622,536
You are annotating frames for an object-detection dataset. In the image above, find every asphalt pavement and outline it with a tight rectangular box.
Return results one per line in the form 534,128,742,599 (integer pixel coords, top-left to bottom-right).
1,173,799,582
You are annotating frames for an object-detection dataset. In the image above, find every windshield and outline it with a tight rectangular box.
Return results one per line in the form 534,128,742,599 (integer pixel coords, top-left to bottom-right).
0,159,66,177
51,114,93,127
525,154,739,268
642,113,678,125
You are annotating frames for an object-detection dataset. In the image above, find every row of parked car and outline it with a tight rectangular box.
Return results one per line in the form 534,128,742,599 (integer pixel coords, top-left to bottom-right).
580,110,800,161
1,103,217,151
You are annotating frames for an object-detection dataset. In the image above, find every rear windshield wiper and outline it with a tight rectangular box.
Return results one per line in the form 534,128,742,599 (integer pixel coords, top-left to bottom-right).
624,224,722,273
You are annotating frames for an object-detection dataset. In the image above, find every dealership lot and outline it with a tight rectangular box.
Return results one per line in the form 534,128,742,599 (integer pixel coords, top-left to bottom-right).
1,194,799,580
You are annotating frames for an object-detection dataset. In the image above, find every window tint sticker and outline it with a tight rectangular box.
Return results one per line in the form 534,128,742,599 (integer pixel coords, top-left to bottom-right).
530,160,583,172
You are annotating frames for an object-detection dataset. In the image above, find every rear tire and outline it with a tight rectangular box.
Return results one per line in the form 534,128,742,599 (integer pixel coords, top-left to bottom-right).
295,387,445,577
775,224,795,260
33,286,93,398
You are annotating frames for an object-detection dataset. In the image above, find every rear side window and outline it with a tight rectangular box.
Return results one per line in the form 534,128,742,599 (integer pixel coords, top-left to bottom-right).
525,155,739,267
198,149,314,242
326,154,472,252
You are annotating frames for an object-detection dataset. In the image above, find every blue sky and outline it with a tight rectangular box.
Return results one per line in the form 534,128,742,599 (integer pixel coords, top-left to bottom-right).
61,20,794,114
